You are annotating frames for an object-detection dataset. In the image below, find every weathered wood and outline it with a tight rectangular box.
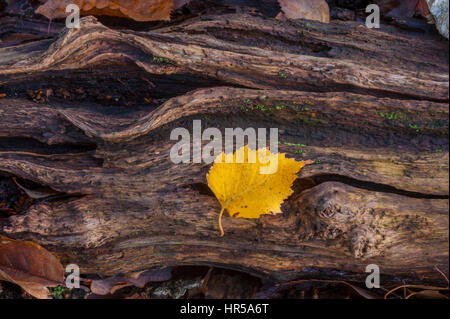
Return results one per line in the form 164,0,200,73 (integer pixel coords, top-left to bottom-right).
1,14,448,100
0,12,448,284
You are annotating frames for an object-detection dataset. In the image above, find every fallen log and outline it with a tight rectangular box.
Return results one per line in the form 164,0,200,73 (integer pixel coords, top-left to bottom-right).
0,12,448,284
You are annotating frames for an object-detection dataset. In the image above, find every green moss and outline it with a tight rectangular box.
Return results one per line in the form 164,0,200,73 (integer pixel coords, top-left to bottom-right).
294,149,310,154
51,286,65,299
408,123,421,132
240,99,271,112
293,104,312,112
282,142,307,147
257,104,268,111
153,56,171,64
375,110,408,122
297,114,324,125
279,141,309,154
279,71,288,78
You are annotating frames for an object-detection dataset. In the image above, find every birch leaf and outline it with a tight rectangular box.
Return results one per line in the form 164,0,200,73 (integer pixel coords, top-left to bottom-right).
207,145,311,236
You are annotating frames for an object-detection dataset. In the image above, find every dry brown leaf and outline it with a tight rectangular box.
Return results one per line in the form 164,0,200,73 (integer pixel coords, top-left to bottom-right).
255,279,381,299
375,0,419,16
416,0,432,19
278,0,330,23
101,0,173,21
406,290,449,299
174,0,191,10
384,284,449,299
90,268,172,295
36,0,174,21
36,0,73,20
0,236,64,299
375,0,431,18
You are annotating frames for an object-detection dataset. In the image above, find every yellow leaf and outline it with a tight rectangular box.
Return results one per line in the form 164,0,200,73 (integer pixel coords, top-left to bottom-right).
207,145,311,236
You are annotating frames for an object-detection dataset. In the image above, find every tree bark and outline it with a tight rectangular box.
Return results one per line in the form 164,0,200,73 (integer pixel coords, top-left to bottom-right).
0,12,448,284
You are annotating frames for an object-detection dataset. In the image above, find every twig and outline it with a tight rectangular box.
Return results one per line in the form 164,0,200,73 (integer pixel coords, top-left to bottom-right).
201,267,214,295
434,265,449,284
384,284,449,299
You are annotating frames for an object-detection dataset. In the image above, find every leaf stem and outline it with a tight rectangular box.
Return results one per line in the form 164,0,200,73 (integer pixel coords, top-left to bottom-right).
218,206,225,237
216,176,270,237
